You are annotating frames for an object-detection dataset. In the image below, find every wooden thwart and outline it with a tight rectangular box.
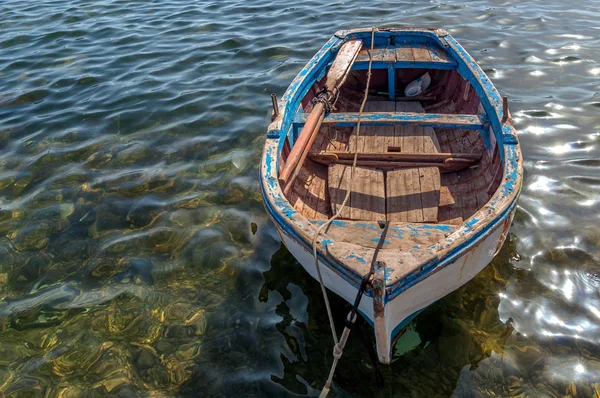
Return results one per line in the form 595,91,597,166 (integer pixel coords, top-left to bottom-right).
311,151,481,162
354,43,455,68
293,111,486,130
309,151,480,172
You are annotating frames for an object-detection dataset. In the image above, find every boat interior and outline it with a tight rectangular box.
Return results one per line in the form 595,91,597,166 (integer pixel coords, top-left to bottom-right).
278,42,504,264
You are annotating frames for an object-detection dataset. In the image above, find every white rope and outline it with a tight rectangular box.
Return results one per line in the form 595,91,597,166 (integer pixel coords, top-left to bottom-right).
312,27,377,398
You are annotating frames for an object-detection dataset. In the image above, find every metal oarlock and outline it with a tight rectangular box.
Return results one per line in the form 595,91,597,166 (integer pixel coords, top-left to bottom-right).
271,93,279,121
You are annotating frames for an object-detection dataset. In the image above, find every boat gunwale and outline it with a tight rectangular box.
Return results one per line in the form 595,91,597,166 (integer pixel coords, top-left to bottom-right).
260,28,523,302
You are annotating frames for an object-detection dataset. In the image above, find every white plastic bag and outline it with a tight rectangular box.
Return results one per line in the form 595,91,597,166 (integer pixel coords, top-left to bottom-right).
404,72,431,97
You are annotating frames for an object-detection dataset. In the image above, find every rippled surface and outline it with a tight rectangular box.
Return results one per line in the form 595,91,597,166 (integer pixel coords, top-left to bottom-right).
0,0,599,396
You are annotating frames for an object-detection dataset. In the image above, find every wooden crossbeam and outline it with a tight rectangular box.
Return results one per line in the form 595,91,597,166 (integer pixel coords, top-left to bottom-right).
352,60,456,71
308,151,481,172
293,112,487,130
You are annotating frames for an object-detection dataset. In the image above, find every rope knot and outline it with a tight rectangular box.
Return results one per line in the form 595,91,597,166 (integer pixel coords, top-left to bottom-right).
313,86,336,113
333,343,344,359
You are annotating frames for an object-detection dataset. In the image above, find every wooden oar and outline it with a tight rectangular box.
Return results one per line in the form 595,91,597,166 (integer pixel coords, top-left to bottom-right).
279,40,363,194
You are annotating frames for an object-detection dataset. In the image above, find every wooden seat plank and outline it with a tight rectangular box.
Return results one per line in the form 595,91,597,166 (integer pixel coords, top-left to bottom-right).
356,48,395,63
395,45,415,64
411,44,432,63
387,167,440,222
386,168,421,222
293,111,486,130
419,167,441,222
328,164,385,221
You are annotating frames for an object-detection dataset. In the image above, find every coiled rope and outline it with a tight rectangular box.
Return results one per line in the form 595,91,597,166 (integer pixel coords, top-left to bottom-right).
311,27,377,398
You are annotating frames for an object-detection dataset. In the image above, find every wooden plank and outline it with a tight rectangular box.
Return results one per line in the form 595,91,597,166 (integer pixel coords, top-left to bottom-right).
387,168,426,222
395,102,420,152
309,151,482,162
320,220,455,251
424,126,442,153
356,48,389,63
328,164,385,221
406,168,424,222
352,62,456,71
328,163,351,218
419,167,441,222
438,172,463,224
386,168,409,222
353,166,385,221
426,42,452,64
411,44,432,63
293,111,486,130
370,101,395,153
353,42,457,70
395,45,415,63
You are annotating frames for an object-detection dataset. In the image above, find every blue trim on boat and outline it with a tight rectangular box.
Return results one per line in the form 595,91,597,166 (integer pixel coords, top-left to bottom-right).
292,111,486,130
387,64,395,101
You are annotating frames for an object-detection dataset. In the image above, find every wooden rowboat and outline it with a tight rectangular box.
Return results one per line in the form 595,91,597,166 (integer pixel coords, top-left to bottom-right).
260,28,523,364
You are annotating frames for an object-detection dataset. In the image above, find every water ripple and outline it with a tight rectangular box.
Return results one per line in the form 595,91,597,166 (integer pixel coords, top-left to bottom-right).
0,0,599,396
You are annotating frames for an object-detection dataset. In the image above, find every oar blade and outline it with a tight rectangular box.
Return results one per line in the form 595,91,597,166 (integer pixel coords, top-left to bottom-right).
325,40,363,89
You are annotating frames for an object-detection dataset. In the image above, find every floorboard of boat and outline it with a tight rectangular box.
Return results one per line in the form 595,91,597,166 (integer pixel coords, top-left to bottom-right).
291,95,503,224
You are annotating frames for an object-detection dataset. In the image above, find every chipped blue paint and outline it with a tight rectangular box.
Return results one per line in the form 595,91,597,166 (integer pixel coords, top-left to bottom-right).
465,218,479,228
332,220,347,227
501,144,520,195
347,254,366,264
384,268,392,283
387,63,395,101
391,227,404,239
420,224,454,232
292,111,485,130
413,245,420,249
371,238,391,245
264,149,273,177
406,224,419,237
386,196,519,301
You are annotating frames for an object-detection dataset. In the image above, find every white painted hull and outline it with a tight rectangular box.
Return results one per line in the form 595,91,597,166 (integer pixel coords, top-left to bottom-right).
271,208,514,363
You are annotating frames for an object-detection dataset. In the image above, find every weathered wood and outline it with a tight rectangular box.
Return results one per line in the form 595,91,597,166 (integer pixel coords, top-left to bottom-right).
325,40,364,89
411,44,432,63
279,40,363,189
282,111,325,195
280,102,325,186
309,151,482,162
387,168,435,222
419,167,441,222
386,168,410,222
293,111,486,130
328,164,385,220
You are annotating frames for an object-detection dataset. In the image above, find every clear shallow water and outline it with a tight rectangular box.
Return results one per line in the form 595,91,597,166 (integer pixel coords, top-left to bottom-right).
0,0,599,396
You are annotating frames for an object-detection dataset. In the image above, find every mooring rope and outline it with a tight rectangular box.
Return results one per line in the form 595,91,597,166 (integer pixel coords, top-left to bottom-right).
311,27,377,398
